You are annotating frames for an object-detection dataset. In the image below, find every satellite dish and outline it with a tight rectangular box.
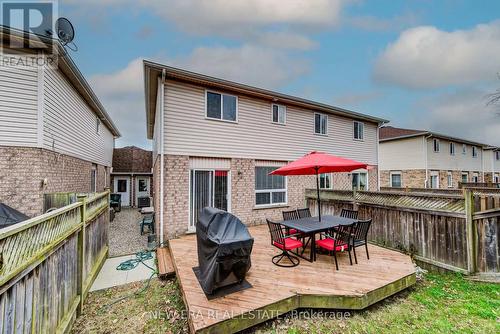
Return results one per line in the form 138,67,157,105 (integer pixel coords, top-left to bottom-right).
55,17,75,46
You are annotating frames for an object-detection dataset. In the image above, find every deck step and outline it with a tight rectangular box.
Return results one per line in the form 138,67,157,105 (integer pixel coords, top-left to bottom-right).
156,247,176,279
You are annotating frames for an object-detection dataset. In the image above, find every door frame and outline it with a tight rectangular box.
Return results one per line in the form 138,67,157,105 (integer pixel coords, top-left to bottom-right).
114,176,131,207
135,176,151,206
188,168,231,232
430,171,440,189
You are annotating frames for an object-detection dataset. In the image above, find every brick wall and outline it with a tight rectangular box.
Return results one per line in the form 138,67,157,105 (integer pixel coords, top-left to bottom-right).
0,146,108,217
156,154,379,240
113,146,152,173
380,169,427,188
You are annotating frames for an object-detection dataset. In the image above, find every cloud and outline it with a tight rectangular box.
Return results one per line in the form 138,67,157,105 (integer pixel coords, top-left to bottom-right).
374,21,500,89
90,45,309,147
414,88,500,146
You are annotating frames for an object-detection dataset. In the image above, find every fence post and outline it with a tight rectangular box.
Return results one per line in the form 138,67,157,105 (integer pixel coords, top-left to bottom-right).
464,189,477,274
76,194,87,315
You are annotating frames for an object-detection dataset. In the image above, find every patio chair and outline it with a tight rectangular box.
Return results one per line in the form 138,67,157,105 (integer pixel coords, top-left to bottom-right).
351,219,372,263
297,208,311,218
266,219,303,267
140,214,155,235
340,208,358,219
282,209,299,234
316,223,355,270
110,193,122,212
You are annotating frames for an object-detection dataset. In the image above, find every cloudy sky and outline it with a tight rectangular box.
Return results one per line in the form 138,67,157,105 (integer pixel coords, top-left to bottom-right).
59,0,500,148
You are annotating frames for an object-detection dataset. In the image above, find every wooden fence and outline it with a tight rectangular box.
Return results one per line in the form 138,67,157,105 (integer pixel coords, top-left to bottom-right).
306,189,499,276
0,191,109,333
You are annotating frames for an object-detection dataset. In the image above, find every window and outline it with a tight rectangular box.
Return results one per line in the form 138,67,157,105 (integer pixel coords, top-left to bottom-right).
117,179,127,192
314,113,327,135
353,121,364,140
352,172,368,191
271,104,286,124
472,172,479,183
430,171,439,189
206,91,237,122
433,139,440,152
462,144,467,155
447,171,453,188
461,172,468,183
138,179,148,192
255,166,287,206
449,142,455,155
319,173,332,189
96,118,101,135
90,164,97,192
496,151,500,161
472,146,478,158
494,174,499,183
390,171,402,188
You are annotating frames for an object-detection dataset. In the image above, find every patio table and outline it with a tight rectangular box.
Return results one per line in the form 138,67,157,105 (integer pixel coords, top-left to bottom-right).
279,215,357,262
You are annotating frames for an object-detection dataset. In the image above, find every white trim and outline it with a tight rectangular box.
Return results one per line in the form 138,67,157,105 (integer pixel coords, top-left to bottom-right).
159,73,165,245
113,176,131,206
351,170,369,191
430,170,439,189
461,172,469,183
449,142,455,156
433,138,440,152
390,170,402,188
205,89,239,123
472,146,478,158
353,120,364,141
313,112,328,136
135,176,151,207
462,144,467,155
36,52,45,148
271,103,286,125
319,173,333,190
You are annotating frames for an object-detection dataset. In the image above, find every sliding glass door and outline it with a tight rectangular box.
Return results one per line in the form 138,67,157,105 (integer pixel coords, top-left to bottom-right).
189,170,229,230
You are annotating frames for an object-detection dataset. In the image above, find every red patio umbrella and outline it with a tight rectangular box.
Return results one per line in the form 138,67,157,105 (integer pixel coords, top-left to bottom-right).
270,151,368,221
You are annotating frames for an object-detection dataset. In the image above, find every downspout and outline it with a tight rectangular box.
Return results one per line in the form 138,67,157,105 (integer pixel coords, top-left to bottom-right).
424,135,432,188
159,69,166,246
376,122,385,191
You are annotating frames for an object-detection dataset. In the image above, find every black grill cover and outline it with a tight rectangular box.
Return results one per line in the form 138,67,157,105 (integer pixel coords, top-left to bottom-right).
0,203,29,229
196,207,253,295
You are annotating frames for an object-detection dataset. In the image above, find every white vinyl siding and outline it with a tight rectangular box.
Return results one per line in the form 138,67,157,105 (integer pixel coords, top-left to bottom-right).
163,80,378,164
379,136,426,170
43,67,113,166
0,60,39,146
427,139,483,172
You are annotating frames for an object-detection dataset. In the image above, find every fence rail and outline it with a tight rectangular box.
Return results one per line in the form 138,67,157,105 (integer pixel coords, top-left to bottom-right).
306,189,500,276
0,191,109,333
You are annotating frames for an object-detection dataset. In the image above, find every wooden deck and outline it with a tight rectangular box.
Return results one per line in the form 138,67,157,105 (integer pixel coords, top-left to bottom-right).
168,225,416,334
156,247,175,278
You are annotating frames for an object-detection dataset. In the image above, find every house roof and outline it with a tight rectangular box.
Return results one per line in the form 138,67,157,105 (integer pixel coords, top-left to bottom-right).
379,126,488,147
112,146,152,173
0,26,121,137
144,60,389,139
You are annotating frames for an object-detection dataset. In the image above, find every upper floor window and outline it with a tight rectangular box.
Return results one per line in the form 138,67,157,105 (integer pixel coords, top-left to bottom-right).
96,118,101,135
390,171,402,188
449,142,455,155
353,121,364,140
496,151,500,160
472,146,478,158
319,173,332,189
206,91,237,122
462,144,467,155
271,104,286,124
314,113,328,135
255,166,287,206
433,139,440,152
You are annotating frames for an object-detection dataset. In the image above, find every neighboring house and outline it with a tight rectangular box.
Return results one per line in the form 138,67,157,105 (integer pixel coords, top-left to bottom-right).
379,126,491,189
482,146,500,184
0,27,120,217
143,61,387,240
111,146,153,207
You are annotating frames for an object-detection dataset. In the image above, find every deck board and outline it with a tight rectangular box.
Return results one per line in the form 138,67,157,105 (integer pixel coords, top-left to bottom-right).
169,225,416,334
156,247,175,279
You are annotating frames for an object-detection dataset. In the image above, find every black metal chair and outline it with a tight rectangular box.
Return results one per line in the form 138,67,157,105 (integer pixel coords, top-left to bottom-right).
266,219,303,267
110,193,122,212
340,208,358,219
282,210,299,221
140,214,155,235
316,223,355,270
297,208,311,218
351,219,372,263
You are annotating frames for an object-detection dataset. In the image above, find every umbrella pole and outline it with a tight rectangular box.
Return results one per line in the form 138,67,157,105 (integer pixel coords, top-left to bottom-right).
315,167,321,221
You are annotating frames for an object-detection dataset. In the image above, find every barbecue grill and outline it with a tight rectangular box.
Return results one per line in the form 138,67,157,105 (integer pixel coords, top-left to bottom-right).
196,207,253,295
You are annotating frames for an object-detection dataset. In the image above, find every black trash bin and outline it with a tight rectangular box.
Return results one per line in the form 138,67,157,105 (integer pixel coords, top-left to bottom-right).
196,207,254,295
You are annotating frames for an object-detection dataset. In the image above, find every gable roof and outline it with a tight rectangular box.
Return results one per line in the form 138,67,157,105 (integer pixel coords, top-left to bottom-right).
112,146,152,173
144,60,388,139
0,26,121,137
380,126,487,147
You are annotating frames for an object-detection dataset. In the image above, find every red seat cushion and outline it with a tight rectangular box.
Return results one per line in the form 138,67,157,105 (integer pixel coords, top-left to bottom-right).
273,238,303,250
289,228,298,235
316,238,349,252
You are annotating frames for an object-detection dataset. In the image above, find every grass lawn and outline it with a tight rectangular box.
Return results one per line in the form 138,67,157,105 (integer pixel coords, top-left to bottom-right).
72,273,499,334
